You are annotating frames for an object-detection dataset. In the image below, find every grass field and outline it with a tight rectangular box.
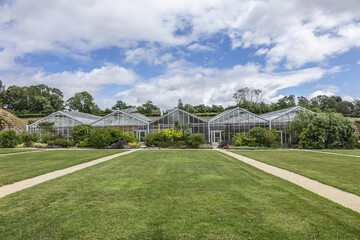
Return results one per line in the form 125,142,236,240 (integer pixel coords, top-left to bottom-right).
0,150,125,186
231,150,360,196
318,149,360,156
0,150,359,239
0,148,39,154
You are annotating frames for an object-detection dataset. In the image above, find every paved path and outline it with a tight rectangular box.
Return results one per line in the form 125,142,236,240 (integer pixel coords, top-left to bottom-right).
0,150,137,198
217,149,360,214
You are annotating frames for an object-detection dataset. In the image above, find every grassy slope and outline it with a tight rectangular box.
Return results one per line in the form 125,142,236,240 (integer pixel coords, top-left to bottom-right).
0,148,38,154
0,150,125,186
231,150,360,196
0,108,27,131
0,150,359,239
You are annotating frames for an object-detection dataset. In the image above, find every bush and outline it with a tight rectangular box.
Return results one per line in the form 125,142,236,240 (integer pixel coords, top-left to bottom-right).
247,127,277,147
88,128,111,148
78,140,89,148
0,130,21,148
72,124,93,143
20,132,39,147
218,140,233,148
232,133,256,147
41,132,53,143
52,135,68,148
296,112,357,149
187,133,205,148
114,140,128,149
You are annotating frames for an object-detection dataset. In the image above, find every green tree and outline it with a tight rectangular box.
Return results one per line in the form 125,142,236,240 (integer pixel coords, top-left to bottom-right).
71,124,93,143
112,100,133,110
0,80,5,108
26,84,64,113
2,86,29,111
66,91,100,114
290,112,356,149
137,101,161,116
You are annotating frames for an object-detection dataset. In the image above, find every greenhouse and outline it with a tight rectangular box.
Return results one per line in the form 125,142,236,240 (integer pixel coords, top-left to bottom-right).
259,106,310,143
91,108,151,140
27,111,101,140
208,107,268,144
149,109,209,140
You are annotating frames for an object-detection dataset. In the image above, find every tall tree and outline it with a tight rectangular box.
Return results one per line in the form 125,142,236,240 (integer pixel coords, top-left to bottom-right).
137,101,161,116
0,80,5,108
66,91,100,114
112,100,133,110
233,87,263,105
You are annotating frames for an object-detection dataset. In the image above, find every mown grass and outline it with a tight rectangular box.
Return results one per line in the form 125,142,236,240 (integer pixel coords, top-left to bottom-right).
0,150,359,239
318,149,360,156
0,150,125,186
0,148,39,154
231,150,360,196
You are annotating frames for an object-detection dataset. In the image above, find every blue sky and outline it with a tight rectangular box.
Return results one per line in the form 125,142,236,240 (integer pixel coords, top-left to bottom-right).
0,0,359,109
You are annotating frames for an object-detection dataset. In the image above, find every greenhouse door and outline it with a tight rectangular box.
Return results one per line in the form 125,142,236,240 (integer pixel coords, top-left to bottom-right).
136,130,147,142
211,131,222,145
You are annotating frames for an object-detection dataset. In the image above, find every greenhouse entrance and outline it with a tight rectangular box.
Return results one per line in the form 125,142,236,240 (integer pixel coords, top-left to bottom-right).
211,131,222,145
136,130,147,142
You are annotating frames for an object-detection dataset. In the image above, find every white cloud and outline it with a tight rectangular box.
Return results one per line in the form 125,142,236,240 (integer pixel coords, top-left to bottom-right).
125,47,173,65
309,85,339,99
0,65,139,101
0,0,360,70
117,61,336,108
187,43,214,52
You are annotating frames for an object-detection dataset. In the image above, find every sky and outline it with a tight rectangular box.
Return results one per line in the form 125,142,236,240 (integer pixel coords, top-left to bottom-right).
0,0,359,109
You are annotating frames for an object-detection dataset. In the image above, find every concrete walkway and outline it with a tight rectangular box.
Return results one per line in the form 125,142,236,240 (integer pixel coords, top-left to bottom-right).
217,149,360,214
0,150,137,198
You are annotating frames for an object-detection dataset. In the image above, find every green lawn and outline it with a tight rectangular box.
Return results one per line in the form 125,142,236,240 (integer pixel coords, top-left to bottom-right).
0,150,125,186
0,150,359,239
231,150,360,196
0,148,39,154
318,149,360,156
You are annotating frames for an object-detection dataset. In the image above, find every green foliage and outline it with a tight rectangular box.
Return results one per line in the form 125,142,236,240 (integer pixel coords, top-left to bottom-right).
52,135,68,148
66,91,101,114
71,124,93,143
232,133,257,147
20,132,39,147
88,128,111,148
38,121,55,133
186,133,205,148
1,84,64,113
137,101,161,116
291,112,357,149
112,100,133,110
144,130,204,148
232,128,277,147
41,132,54,143
0,130,21,148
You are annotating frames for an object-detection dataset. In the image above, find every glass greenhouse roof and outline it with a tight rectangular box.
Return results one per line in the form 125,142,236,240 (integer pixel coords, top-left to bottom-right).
209,107,268,124
259,106,308,121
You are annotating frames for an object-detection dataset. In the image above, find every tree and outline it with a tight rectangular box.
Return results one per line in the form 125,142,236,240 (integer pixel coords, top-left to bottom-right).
0,80,5,108
335,101,354,115
297,96,310,107
233,87,263,105
66,91,100,114
112,100,133,110
289,112,356,149
26,84,64,113
137,101,161,116
1,85,29,111
274,95,296,110
177,99,184,109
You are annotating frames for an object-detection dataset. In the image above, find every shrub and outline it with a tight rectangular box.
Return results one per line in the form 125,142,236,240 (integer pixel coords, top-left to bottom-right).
88,128,111,148
105,128,123,144
114,140,128,149
144,132,165,147
0,130,21,148
20,132,39,147
297,112,357,149
232,133,256,147
247,127,277,147
41,132,53,143
72,124,93,143
78,140,89,148
120,131,138,143
52,135,68,148
218,140,233,148
186,133,205,148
